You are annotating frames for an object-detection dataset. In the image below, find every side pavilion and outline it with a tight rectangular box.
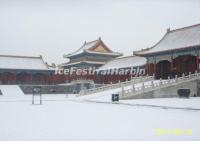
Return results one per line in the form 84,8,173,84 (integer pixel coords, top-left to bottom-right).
135,24,200,79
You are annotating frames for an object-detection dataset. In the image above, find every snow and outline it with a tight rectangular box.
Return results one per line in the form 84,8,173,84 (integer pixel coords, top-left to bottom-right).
0,85,24,97
76,80,164,103
0,85,200,141
66,40,99,57
83,40,99,50
122,98,200,109
98,56,146,70
64,60,105,66
64,39,121,58
137,24,200,55
85,50,122,56
0,55,48,70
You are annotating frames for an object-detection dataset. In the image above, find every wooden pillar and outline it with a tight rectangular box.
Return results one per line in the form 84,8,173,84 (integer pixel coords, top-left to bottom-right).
171,54,173,72
170,53,175,78
154,57,157,79
0,73,1,84
154,63,156,79
196,50,199,72
146,58,149,76
161,63,163,79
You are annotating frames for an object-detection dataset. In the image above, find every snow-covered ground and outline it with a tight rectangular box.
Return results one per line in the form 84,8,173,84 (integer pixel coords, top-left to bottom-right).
0,85,200,141
0,85,24,97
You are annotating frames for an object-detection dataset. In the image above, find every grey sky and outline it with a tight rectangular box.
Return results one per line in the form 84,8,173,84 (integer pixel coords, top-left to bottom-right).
0,0,200,64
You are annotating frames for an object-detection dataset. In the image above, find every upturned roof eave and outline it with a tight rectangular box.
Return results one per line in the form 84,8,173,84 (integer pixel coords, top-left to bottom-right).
61,61,106,67
64,50,122,58
135,23,200,57
135,44,200,57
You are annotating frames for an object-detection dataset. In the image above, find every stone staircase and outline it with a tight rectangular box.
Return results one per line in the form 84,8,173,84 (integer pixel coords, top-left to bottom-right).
78,75,154,96
119,72,200,99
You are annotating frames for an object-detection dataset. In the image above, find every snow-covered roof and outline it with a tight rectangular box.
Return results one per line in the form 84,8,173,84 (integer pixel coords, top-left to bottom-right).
64,38,122,58
136,24,200,56
60,60,106,67
98,56,146,70
0,55,49,70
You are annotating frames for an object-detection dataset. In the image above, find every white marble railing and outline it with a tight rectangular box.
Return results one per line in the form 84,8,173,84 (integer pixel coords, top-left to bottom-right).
119,72,200,99
70,79,95,84
77,75,154,96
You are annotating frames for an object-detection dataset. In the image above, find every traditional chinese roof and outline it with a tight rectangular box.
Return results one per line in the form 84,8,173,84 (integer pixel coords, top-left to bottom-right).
60,60,105,67
0,55,49,70
98,55,146,70
64,38,122,58
135,24,200,56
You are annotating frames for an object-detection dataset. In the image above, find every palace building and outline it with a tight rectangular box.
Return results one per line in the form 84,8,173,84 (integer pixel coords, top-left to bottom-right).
135,24,200,79
60,38,122,82
61,37,122,69
97,55,146,84
0,55,64,84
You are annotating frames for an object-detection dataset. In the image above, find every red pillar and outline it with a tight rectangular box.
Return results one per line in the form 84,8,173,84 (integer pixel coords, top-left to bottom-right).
154,64,157,79
154,58,157,79
146,63,149,76
170,56,174,71
0,74,1,79
170,55,174,77
146,57,149,76
161,63,163,79
196,51,199,72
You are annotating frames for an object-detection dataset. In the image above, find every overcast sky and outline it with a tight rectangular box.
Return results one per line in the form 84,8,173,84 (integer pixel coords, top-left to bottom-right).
0,0,200,64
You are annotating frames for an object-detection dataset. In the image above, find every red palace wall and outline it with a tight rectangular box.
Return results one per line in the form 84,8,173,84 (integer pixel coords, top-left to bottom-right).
0,70,146,85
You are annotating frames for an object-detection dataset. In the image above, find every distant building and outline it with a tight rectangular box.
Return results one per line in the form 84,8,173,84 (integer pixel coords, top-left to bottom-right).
97,55,147,84
135,24,200,79
59,37,122,82
0,55,64,84
61,37,122,69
